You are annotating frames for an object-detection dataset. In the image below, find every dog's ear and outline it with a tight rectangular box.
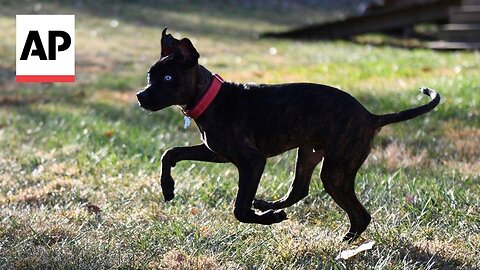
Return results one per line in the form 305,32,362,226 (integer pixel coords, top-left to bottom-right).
173,38,200,66
161,27,178,57
161,28,199,66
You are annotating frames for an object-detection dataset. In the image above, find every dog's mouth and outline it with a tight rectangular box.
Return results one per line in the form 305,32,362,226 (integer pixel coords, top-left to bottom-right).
136,93,155,113
136,100,164,114
138,104,153,115
136,91,171,113
137,102,156,114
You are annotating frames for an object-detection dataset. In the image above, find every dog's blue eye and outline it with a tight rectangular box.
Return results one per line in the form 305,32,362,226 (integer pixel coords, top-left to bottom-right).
164,75,172,81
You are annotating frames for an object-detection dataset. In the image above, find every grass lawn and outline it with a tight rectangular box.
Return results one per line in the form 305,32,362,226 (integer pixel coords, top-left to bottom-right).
1,1,479,269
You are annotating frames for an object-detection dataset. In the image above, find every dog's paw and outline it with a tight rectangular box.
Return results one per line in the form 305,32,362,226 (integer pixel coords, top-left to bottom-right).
160,174,175,202
163,190,175,202
272,210,288,223
253,199,274,211
262,209,288,224
342,231,360,244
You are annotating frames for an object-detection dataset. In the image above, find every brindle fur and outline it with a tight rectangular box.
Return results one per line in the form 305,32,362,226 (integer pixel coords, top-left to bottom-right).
136,28,440,243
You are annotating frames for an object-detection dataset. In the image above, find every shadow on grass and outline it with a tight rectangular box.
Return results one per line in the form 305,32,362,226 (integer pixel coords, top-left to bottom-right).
0,66,16,92
0,0,355,39
0,88,87,107
341,241,472,269
398,241,469,269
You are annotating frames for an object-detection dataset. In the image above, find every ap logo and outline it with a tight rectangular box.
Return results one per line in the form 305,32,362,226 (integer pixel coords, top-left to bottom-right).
16,15,75,83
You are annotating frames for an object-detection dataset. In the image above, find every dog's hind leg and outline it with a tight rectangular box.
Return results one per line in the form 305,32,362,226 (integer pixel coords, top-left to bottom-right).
253,147,323,211
161,143,228,201
320,155,371,243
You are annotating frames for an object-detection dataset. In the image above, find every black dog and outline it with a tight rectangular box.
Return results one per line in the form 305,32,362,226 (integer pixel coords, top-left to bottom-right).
136,28,440,242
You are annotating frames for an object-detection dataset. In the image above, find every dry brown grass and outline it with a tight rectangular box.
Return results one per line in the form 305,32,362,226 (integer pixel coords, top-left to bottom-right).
156,249,220,270
441,124,480,177
90,90,137,105
1,178,76,205
411,238,476,268
368,142,428,170
444,125,480,161
368,121,480,177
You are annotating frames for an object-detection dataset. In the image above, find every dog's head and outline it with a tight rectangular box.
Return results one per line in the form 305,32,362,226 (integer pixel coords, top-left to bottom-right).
137,28,200,111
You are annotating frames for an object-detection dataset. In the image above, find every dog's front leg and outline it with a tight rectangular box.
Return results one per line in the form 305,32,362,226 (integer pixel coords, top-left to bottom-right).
161,144,228,201
233,151,287,225
253,147,323,211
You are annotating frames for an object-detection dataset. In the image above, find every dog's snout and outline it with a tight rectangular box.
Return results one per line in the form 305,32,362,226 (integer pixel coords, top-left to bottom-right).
136,90,146,101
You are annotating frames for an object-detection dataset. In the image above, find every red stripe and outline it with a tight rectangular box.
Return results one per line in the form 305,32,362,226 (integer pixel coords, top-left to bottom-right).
16,75,75,83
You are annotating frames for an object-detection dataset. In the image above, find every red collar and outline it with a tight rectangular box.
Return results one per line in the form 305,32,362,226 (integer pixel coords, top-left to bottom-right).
183,74,224,119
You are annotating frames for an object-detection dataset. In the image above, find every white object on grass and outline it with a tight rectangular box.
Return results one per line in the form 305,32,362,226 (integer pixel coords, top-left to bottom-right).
335,241,375,260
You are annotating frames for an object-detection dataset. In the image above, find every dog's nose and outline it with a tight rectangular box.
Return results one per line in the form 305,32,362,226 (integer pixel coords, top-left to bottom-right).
136,90,145,101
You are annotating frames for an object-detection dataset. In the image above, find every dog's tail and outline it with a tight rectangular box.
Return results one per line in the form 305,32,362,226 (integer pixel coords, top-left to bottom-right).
375,87,440,127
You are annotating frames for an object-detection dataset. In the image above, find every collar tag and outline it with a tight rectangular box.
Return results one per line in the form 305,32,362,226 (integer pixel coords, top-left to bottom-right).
183,115,191,129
